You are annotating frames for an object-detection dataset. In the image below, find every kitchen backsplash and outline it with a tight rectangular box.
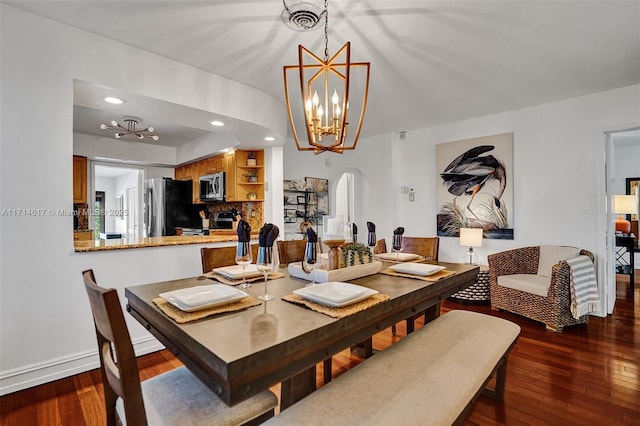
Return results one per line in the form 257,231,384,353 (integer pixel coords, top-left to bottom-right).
205,202,264,230
74,203,89,230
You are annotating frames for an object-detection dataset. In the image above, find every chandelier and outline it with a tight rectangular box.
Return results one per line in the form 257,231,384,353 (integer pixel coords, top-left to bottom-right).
99,116,159,141
283,0,370,154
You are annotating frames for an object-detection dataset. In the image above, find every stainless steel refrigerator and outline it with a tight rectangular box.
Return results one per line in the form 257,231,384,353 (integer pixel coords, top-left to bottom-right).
144,178,200,237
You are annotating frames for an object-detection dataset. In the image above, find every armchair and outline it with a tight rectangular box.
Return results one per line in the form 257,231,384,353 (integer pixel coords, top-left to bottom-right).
488,246,593,332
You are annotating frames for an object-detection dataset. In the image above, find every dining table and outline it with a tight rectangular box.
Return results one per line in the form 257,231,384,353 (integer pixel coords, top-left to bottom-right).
124,260,479,410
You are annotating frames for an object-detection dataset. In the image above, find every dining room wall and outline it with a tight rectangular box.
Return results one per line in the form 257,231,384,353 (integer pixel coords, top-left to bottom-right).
0,4,285,395
283,84,640,318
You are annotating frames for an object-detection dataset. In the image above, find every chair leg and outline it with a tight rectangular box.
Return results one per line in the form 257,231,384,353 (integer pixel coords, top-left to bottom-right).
323,358,332,384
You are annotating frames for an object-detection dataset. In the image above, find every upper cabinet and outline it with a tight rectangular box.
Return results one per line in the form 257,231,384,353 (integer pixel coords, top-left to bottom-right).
174,149,264,204
73,155,87,204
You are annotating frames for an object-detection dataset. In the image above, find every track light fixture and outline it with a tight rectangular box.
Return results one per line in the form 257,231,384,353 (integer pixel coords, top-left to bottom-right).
99,116,159,141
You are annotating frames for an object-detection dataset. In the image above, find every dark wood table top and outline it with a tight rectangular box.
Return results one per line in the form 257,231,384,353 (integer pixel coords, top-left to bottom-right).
125,261,478,406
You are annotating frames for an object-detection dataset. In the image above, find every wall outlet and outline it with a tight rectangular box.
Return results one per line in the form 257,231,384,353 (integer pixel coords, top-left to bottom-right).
409,192,415,202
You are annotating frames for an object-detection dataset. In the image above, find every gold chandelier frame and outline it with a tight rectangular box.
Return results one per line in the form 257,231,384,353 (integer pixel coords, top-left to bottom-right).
282,1,370,154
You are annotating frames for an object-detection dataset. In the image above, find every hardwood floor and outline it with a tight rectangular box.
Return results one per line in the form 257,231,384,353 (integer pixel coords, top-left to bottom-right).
1,274,638,425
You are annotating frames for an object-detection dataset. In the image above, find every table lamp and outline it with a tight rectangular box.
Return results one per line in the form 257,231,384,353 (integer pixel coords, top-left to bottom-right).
614,195,638,234
460,228,483,265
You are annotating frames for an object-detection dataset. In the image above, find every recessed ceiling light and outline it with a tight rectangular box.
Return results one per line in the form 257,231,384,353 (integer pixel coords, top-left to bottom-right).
264,136,275,141
104,97,123,104
210,120,225,127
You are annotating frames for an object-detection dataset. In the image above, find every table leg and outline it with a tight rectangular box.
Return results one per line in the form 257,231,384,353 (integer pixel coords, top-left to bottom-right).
280,365,317,410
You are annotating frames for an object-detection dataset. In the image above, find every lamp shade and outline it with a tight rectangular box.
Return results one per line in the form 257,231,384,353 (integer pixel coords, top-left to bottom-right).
614,194,637,234
459,228,483,247
614,195,638,214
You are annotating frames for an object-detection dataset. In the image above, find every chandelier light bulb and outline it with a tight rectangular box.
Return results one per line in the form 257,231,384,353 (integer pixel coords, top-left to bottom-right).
332,90,339,105
147,127,154,132
137,134,144,139
312,91,319,106
100,124,107,130
335,104,341,117
305,98,312,112
318,105,324,119
111,120,118,126
151,135,159,141
115,133,121,138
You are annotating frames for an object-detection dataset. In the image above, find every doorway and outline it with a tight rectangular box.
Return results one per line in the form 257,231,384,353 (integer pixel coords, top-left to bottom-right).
93,163,144,239
605,128,640,311
335,169,369,241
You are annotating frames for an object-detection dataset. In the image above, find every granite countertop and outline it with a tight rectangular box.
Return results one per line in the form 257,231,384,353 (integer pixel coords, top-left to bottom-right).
73,232,258,252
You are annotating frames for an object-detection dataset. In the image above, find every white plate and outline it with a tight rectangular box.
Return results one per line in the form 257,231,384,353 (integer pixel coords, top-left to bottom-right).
388,263,446,276
159,284,249,312
376,252,420,261
212,264,262,280
293,282,379,307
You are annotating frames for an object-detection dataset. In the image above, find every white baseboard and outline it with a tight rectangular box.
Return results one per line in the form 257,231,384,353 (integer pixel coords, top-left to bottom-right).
0,337,163,396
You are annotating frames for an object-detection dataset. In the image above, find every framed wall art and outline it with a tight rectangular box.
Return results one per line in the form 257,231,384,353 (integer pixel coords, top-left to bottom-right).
436,132,514,239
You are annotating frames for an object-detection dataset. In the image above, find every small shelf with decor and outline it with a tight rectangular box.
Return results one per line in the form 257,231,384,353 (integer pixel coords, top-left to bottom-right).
235,150,265,202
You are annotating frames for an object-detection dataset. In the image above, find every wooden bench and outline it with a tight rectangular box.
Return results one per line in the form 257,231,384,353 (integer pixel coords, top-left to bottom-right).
265,310,520,426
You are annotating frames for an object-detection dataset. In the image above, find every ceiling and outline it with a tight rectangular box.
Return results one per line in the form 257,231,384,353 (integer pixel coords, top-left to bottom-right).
7,0,640,149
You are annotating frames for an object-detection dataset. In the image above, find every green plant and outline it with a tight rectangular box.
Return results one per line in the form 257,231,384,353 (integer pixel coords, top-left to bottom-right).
341,242,373,266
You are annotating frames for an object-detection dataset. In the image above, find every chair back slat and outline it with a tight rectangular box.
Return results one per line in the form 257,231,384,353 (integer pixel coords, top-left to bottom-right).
200,245,259,273
82,269,147,426
374,239,387,254
402,237,439,261
277,240,307,264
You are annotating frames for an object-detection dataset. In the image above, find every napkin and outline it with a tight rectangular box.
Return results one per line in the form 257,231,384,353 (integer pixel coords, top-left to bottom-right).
352,223,358,243
303,227,318,271
306,226,318,242
392,227,405,250
367,222,376,246
258,223,280,247
237,219,251,242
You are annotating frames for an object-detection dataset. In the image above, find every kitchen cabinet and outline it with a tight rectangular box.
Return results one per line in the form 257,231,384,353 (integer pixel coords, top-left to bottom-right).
224,151,237,201
200,155,224,175
174,162,200,203
73,155,87,204
73,230,93,241
174,150,264,204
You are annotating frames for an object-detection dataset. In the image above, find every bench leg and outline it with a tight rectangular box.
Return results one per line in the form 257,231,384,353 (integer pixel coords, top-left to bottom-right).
481,355,508,401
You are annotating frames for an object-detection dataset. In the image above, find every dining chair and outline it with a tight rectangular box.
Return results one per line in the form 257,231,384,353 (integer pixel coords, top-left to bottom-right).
373,239,387,254
275,239,335,384
81,269,278,426
390,236,440,335
201,245,259,274
276,239,307,265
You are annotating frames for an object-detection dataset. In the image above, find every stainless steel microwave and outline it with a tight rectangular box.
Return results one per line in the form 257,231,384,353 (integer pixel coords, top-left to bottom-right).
199,172,225,202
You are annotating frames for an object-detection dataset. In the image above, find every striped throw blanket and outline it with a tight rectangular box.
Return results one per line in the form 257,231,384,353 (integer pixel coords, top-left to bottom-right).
565,255,599,319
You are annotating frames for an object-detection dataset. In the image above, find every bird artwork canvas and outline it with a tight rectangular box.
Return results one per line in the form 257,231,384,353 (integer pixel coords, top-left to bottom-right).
436,133,514,239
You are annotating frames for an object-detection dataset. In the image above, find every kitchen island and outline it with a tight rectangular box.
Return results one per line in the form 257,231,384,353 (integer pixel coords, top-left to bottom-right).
73,231,258,252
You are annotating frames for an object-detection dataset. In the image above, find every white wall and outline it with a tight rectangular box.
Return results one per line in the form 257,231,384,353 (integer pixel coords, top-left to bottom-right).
0,4,285,395
283,133,396,241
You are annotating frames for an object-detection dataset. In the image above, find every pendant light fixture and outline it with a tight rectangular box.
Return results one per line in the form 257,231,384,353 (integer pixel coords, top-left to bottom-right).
99,116,159,141
283,0,370,154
